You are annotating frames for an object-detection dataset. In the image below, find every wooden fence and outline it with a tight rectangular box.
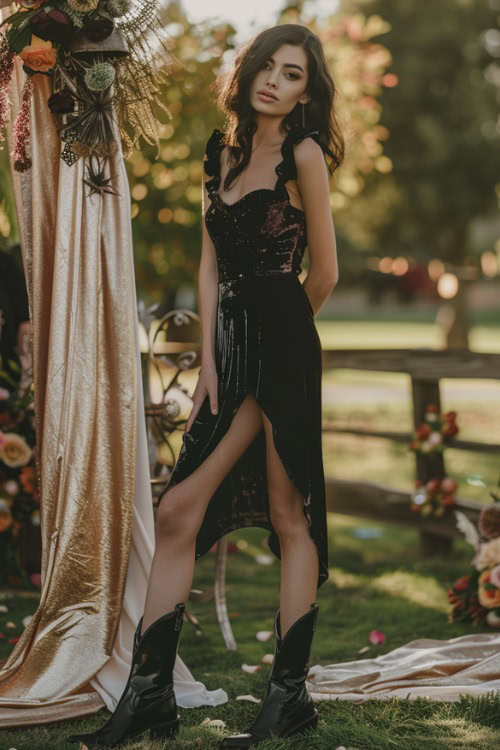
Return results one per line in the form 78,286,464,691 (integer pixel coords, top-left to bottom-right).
321,348,500,554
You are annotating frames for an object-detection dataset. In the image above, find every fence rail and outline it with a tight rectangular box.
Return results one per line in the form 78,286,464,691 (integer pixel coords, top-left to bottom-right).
321,347,500,554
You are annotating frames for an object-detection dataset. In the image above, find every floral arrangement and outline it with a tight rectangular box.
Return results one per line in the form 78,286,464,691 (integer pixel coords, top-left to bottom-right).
0,0,171,193
409,403,459,454
410,476,458,517
0,360,39,586
449,493,500,628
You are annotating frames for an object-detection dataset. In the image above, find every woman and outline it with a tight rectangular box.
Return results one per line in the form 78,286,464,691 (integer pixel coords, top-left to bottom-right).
70,22,343,749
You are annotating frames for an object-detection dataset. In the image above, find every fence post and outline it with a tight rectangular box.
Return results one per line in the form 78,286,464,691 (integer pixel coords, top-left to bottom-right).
411,377,454,556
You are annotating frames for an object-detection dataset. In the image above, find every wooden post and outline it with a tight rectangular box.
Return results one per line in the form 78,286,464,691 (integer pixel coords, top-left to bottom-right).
412,378,454,556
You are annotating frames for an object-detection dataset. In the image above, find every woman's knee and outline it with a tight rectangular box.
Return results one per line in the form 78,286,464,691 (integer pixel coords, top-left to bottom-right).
156,485,199,542
269,491,307,539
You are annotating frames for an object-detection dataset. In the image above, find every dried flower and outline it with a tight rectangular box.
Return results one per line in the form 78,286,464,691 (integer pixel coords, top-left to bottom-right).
20,0,46,8
84,61,115,91
48,89,75,114
0,37,15,148
84,16,114,42
29,9,74,45
0,432,33,467
105,0,131,16
12,75,33,171
67,0,99,12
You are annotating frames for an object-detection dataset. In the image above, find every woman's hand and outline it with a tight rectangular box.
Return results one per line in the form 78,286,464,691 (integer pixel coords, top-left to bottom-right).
185,361,219,434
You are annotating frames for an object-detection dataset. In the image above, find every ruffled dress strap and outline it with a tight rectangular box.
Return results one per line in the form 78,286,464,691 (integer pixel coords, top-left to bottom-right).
275,126,321,188
203,128,226,196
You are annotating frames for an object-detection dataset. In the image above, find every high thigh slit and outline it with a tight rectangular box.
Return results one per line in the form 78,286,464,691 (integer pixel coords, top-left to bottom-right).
158,126,329,590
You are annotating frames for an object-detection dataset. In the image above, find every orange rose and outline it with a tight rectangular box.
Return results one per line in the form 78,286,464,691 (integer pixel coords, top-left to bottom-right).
478,569,500,609
18,36,57,73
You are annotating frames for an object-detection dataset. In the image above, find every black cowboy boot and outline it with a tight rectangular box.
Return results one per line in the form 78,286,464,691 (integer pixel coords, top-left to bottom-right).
221,602,319,748
68,602,185,748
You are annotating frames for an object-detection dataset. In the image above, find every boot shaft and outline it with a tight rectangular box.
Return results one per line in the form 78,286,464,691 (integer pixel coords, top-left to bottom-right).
271,604,318,686
132,602,185,685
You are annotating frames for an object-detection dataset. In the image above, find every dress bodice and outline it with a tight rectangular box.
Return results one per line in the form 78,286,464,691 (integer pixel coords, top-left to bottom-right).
203,126,321,284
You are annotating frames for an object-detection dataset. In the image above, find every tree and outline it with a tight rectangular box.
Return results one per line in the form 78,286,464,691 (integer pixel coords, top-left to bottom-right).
334,0,500,347
126,2,237,310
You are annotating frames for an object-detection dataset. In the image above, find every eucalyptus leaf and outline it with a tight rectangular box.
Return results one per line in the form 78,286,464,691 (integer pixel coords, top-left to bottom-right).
6,25,32,54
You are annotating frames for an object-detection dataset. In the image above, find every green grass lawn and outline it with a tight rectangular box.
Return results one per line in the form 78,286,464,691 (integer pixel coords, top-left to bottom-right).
2,516,500,750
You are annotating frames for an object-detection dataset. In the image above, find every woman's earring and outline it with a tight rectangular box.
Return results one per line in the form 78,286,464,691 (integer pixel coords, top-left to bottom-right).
302,102,305,127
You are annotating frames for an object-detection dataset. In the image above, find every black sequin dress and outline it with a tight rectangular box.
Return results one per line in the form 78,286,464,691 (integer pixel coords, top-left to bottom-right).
160,126,329,590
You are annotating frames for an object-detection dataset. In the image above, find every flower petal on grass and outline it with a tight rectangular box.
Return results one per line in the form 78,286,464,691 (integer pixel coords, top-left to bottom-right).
241,664,261,673
236,694,261,703
22,615,32,628
0,605,8,613
369,629,386,645
261,653,274,665
256,630,273,642
200,718,226,729
358,645,370,654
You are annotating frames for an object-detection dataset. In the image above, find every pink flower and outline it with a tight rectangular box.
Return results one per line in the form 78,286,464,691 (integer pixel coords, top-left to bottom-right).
490,565,500,588
369,629,386,645
0,388,9,400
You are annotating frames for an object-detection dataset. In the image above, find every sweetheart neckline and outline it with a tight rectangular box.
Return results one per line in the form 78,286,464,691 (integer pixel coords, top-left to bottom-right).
212,186,305,215
209,127,306,214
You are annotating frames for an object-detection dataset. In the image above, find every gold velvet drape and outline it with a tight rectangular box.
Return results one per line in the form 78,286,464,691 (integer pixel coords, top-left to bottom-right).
0,36,138,724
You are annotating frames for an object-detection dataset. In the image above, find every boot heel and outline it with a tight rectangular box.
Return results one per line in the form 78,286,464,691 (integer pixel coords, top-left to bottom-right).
150,716,180,740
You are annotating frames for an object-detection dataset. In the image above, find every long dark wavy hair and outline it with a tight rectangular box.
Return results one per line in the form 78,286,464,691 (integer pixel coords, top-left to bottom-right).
214,24,345,192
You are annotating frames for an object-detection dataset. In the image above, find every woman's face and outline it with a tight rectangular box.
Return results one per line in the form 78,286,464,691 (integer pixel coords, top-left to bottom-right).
249,43,310,119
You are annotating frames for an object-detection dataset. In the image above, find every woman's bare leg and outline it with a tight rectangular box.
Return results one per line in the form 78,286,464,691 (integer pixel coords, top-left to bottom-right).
260,409,319,638
141,394,264,633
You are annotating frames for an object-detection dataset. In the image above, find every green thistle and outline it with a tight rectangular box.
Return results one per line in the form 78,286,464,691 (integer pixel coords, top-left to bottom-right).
84,62,115,92
105,0,131,17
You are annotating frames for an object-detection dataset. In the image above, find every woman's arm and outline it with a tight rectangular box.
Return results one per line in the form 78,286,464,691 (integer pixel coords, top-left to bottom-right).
294,138,339,317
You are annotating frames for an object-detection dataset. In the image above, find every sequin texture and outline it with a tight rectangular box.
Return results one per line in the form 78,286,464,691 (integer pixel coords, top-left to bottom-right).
159,126,329,590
